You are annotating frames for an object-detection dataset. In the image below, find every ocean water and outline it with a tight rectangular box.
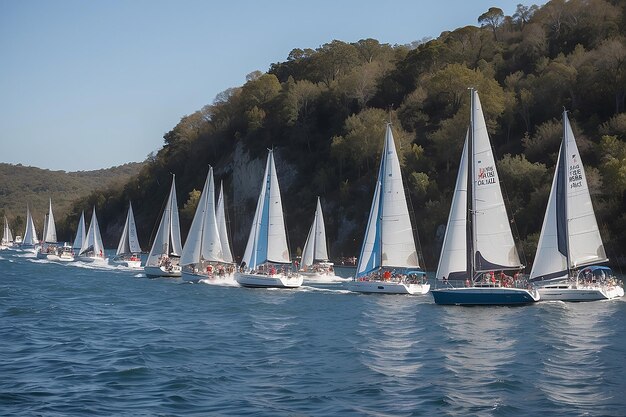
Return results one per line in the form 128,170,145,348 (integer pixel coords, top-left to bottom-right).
1,250,625,416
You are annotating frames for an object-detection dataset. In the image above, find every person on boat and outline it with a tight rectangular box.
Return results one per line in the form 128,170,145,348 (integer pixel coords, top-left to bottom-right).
383,270,391,281
239,261,246,272
269,266,277,275
465,278,470,287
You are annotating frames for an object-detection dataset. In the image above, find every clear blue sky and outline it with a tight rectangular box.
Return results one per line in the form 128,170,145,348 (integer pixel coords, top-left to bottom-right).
1,0,538,171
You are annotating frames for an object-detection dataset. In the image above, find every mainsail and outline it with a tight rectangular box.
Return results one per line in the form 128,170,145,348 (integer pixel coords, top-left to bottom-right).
146,175,183,267
216,182,233,263
80,207,104,256
73,211,86,250
42,199,57,243
241,150,290,270
2,216,13,244
181,167,223,267
22,205,39,246
301,197,329,267
116,202,142,256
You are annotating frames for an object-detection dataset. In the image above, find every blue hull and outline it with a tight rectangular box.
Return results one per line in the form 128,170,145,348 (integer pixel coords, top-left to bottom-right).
431,287,540,306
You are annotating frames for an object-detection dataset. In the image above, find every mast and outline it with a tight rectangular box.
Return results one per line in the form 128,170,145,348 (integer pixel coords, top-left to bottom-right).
562,110,572,283
466,88,475,285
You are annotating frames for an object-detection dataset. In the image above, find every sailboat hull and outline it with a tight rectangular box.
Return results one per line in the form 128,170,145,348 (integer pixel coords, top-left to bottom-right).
144,265,181,278
431,287,540,305
110,259,142,268
349,280,430,295
538,285,624,301
235,272,303,288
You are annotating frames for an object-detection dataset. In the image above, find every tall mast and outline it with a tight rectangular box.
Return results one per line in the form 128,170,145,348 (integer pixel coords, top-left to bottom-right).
562,110,572,283
466,88,475,285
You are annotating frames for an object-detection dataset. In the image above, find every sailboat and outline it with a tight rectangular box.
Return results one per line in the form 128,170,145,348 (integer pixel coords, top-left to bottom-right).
529,110,624,301
181,167,235,282
73,211,86,254
144,174,182,277
349,123,430,294
299,197,343,283
235,149,303,288
0,216,13,250
77,207,106,263
20,204,39,252
431,89,539,305
36,200,55,259
110,202,142,268
349,123,429,295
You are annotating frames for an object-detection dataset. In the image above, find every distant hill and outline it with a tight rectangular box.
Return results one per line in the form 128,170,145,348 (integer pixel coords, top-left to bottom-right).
0,162,143,240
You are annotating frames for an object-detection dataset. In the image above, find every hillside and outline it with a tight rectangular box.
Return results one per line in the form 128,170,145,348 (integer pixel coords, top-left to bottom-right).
41,0,626,267
0,162,143,241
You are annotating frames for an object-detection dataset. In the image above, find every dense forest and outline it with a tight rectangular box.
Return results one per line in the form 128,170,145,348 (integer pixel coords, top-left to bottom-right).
0,163,143,241
23,0,626,269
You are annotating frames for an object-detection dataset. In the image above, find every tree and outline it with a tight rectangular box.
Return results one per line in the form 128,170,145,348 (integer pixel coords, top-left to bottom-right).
478,7,505,41
512,4,539,30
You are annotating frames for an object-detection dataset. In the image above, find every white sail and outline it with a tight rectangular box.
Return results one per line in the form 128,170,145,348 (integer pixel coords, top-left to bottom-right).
242,150,290,270
216,182,233,263
22,205,39,246
356,124,419,278
529,140,568,281
2,216,13,244
181,167,223,267
116,202,141,255
80,207,104,256
471,90,522,272
563,114,607,267
380,125,419,269
146,175,183,267
530,111,607,281
357,180,383,277
436,134,469,281
73,212,86,250
42,199,57,243
301,197,330,267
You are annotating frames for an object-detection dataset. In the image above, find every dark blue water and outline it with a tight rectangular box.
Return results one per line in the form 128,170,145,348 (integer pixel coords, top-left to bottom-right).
1,250,625,416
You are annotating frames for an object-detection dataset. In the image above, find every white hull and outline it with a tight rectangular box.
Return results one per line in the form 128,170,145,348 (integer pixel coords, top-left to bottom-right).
76,255,107,264
144,265,181,278
109,259,142,268
0,244,8,251
538,285,624,301
301,271,349,284
36,252,75,262
235,272,303,288
182,270,236,284
349,280,430,295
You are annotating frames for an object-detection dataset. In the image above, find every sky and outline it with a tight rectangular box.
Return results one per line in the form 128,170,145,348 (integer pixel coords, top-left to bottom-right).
1,0,539,171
